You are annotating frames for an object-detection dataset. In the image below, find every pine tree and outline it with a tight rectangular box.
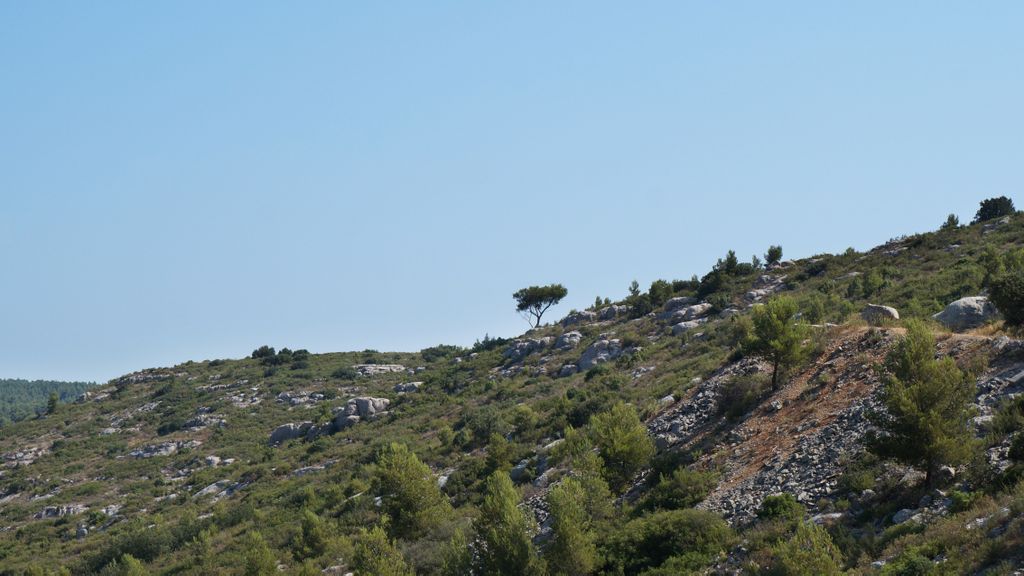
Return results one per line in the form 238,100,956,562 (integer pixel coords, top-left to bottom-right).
743,296,808,390
546,478,597,576
373,442,452,539
588,402,655,492
242,532,277,576
352,525,414,576
477,472,540,575
868,320,977,486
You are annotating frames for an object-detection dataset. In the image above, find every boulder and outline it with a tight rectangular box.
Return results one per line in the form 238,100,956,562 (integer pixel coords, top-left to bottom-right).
268,422,313,446
933,296,1000,331
555,331,583,350
558,364,578,378
353,397,390,417
861,304,899,325
892,508,917,524
935,465,956,486
334,414,361,430
672,319,706,336
393,382,422,393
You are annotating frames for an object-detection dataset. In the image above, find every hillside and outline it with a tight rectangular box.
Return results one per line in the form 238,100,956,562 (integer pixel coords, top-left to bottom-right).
1,209,1024,575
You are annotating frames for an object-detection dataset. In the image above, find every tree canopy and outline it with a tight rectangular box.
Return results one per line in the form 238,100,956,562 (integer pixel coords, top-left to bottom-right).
973,196,1016,223
513,284,568,327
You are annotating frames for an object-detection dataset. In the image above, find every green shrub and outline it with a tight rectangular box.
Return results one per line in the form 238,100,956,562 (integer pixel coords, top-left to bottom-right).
757,494,805,523
768,521,843,576
641,468,718,511
718,375,768,420
990,269,1024,327
602,509,733,574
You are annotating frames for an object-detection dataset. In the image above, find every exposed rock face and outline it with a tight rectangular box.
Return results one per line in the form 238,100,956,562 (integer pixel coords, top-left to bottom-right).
393,381,422,393
933,296,1000,331
34,505,87,519
555,331,583,351
352,364,406,376
503,338,552,362
561,310,597,327
129,440,201,459
861,304,899,325
268,422,314,446
577,338,624,371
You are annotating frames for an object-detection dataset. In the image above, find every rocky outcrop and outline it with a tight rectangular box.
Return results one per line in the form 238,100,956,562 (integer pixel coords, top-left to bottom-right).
504,338,552,362
34,505,87,519
598,305,631,321
333,397,392,431
555,331,582,350
352,364,406,376
578,338,624,371
561,310,597,327
861,304,899,325
276,391,325,406
933,296,1000,331
744,275,787,304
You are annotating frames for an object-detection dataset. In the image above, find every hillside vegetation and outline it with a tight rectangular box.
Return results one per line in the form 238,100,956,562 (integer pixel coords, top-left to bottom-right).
1,201,1024,575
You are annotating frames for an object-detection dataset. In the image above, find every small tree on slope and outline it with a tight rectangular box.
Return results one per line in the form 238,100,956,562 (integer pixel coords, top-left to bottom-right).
868,320,977,486
743,295,809,391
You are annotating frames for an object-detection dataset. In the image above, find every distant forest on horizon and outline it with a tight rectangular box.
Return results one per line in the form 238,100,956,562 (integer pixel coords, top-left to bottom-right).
0,379,95,426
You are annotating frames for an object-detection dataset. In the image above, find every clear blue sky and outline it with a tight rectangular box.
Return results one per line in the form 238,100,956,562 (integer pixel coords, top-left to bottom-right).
2,2,1021,382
